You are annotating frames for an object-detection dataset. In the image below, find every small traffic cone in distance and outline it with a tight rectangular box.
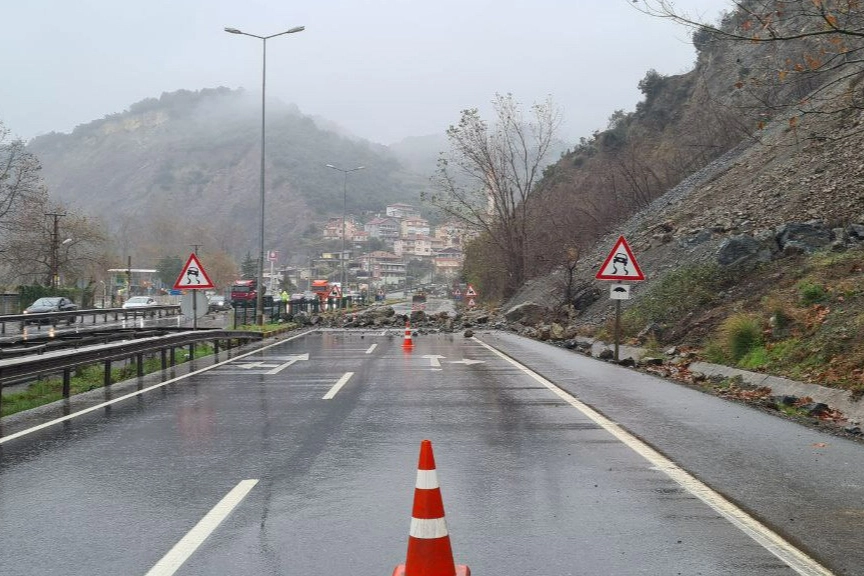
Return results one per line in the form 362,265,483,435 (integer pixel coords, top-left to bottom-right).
392,440,470,576
402,320,414,350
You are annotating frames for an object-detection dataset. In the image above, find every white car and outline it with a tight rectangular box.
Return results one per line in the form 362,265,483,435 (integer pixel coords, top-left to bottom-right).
122,296,157,309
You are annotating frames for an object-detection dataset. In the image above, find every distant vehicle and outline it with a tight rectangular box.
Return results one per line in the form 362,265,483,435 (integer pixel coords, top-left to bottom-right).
122,296,157,309
311,279,340,301
290,293,305,301
23,296,79,324
230,279,272,307
411,292,427,311
208,295,232,312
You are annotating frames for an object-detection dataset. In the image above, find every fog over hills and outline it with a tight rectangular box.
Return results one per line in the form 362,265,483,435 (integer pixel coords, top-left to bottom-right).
27,87,435,265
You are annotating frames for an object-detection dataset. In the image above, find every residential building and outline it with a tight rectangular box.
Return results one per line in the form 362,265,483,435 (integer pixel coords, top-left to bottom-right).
385,203,421,220
364,217,401,241
323,217,357,241
400,217,430,238
394,234,433,258
359,251,406,287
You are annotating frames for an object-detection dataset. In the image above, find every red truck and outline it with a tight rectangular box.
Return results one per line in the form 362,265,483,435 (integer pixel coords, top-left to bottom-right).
230,279,272,307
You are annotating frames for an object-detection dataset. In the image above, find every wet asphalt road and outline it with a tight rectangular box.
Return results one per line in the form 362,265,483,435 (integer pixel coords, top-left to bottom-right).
0,329,856,575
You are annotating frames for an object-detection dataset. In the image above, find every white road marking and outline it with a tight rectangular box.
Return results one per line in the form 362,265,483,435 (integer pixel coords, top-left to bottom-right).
322,372,354,400
449,359,485,365
365,343,378,354
423,354,445,367
265,353,309,374
145,479,258,576
0,330,312,445
473,336,834,576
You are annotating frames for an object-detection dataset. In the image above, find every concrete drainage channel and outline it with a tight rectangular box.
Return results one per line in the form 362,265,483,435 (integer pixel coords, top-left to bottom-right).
571,336,864,429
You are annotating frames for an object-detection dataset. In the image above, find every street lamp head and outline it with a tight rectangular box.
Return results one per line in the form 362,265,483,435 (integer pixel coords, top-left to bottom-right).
224,27,243,34
286,26,305,34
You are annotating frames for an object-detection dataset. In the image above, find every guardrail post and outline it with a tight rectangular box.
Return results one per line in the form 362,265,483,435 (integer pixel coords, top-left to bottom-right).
161,349,167,370
214,339,220,355
136,353,144,377
187,344,194,360
62,368,71,397
169,347,176,366
104,360,112,387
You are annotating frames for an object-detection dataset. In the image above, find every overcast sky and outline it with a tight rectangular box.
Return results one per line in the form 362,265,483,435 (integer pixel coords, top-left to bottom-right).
1,0,730,146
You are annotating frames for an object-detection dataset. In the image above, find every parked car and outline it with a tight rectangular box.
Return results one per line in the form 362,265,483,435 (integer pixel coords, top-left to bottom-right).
23,296,79,324
122,296,157,309
208,295,232,312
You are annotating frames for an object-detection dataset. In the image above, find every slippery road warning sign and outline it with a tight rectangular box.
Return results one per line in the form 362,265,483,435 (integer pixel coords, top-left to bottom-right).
595,236,645,281
173,253,215,290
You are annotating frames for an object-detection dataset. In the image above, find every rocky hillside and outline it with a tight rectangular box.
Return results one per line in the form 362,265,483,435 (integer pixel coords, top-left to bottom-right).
502,5,864,396
505,73,864,394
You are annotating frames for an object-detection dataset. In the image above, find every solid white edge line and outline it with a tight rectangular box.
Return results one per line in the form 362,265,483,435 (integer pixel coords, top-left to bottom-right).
145,479,259,576
473,336,834,576
322,372,354,400
0,330,314,445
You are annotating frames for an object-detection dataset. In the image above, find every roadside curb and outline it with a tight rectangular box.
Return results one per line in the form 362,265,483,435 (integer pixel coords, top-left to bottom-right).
689,361,864,424
577,336,864,425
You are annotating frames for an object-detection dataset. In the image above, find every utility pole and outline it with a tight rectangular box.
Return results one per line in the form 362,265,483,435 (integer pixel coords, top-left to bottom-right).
45,212,66,289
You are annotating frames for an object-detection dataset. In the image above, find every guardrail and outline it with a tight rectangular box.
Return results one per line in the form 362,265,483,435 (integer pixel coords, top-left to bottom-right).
0,328,262,411
0,305,181,334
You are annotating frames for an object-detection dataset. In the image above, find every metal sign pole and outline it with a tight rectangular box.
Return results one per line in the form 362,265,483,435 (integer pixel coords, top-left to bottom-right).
614,299,621,362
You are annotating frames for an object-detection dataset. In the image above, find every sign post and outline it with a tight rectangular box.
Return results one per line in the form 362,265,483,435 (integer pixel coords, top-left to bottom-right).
595,236,644,361
174,253,215,329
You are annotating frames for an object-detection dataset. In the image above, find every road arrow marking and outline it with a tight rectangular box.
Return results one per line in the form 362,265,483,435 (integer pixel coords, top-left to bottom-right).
448,359,485,365
266,354,309,374
423,355,446,368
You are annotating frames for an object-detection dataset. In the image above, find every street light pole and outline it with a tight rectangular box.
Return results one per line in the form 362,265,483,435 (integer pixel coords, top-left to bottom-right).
225,25,305,325
325,164,365,307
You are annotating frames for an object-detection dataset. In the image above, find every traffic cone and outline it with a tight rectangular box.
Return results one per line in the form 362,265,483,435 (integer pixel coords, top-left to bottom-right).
402,320,414,350
392,440,470,576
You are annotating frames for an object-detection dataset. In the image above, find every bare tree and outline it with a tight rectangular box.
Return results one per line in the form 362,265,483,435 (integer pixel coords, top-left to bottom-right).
1,198,107,287
634,1,864,139
0,122,47,230
427,93,562,299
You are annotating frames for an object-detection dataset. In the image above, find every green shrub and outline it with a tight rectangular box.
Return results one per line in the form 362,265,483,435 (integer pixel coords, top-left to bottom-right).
718,314,764,363
798,281,827,305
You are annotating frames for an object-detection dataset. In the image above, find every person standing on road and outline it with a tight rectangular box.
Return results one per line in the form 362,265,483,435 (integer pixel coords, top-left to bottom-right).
280,289,289,314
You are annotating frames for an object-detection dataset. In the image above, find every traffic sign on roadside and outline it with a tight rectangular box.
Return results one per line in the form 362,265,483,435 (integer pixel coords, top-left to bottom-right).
174,253,215,290
596,236,645,281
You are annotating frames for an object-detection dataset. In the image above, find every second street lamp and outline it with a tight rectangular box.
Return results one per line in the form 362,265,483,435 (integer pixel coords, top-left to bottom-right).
225,24,305,325
325,164,365,307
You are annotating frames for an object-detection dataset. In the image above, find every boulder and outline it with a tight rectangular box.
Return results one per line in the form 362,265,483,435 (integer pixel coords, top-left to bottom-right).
775,222,834,253
716,234,772,267
504,302,548,324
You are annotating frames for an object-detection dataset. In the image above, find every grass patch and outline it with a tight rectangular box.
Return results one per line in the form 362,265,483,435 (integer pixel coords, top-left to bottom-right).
622,263,736,334
797,280,828,305
1,343,216,418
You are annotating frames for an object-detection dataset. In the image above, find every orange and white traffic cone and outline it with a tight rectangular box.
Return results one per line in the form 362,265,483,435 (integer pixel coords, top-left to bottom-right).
402,320,414,350
392,440,470,576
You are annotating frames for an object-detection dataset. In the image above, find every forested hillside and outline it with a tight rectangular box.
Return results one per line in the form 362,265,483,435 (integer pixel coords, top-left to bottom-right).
26,87,428,267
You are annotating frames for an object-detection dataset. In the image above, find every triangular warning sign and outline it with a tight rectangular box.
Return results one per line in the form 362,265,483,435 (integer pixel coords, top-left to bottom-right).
465,284,477,297
173,253,215,290
595,236,645,281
